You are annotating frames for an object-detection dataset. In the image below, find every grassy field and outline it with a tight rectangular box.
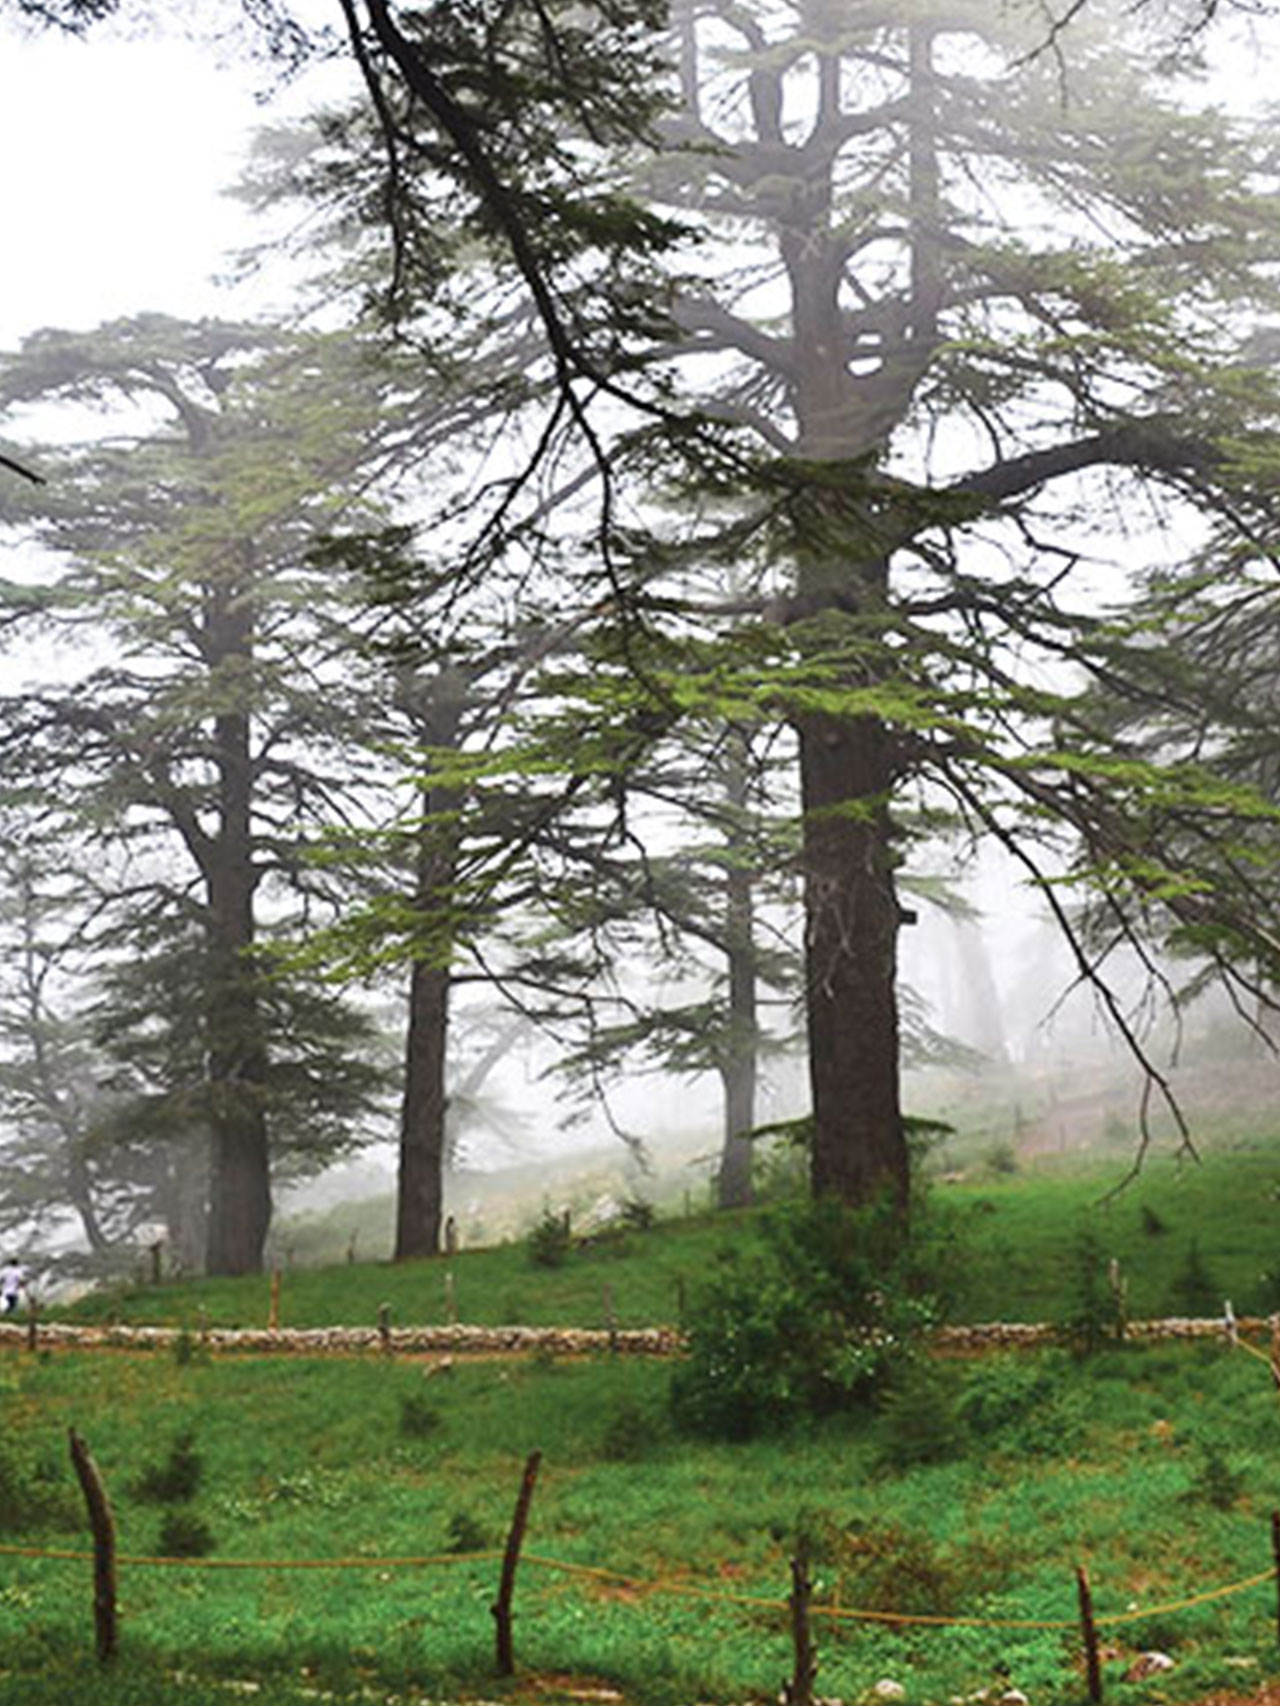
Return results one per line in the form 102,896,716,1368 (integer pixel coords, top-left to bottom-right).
8,1130,1280,1703
3,1337,1280,1705
53,1133,1280,1335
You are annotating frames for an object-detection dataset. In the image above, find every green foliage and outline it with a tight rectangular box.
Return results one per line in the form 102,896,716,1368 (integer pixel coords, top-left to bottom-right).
1167,1238,1222,1316
621,1196,656,1232
1182,1441,1245,1511
955,1354,1088,1457
133,1429,203,1504
527,1205,573,1269
600,1398,662,1462
444,1509,490,1554
0,1437,77,1533
398,1393,442,1440
156,1508,216,1558
670,1197,942,1439
875,1361,965,1470
1059,1227,1127,1356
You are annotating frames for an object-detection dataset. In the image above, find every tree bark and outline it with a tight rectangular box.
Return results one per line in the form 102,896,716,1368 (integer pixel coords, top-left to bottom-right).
717,733,758,1209
797,704,908,1207
394,668,468,1261
202,592,271,1277
396,956,450,1259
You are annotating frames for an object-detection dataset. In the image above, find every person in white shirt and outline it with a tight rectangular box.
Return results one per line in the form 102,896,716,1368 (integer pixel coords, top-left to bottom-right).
0,1258,27,1315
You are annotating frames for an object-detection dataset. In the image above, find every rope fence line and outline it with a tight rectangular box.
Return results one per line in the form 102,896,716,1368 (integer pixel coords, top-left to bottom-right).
0,1535,1273,1632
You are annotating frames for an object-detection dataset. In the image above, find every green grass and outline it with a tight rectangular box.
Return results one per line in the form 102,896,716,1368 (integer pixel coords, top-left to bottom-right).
3,1339,1280,1704
52,1134,1280,1337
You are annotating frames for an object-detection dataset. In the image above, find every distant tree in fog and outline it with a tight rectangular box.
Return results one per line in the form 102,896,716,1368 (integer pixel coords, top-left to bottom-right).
0,315,396,1275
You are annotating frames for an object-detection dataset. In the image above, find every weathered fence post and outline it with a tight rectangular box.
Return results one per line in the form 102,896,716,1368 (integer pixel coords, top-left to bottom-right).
1271,1511,1280,1645
149,1240,164,1286
68,1429,117,1663
783,1539,816,1706
268,1266,282,1332
492,1449,542,1676
1223,1300,1238,1348
377,1302,392,1356
1076,1565,1103,1704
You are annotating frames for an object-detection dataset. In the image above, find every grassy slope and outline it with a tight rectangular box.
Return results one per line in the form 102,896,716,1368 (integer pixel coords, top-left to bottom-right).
54,1136,1280,1333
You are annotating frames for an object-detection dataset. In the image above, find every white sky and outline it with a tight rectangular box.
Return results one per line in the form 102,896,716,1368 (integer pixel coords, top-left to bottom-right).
0,25,308,349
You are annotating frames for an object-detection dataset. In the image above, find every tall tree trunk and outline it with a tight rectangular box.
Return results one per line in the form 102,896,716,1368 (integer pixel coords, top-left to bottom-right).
394,667,468,1261
717,732,758,1209
396,958,450,1259
797,705,908,1206
203,608,271,1276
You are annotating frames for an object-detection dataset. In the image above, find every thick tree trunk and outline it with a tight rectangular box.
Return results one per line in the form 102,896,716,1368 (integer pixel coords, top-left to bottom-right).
395,959,450,1259
797,706,908,1208
203,637,271,1276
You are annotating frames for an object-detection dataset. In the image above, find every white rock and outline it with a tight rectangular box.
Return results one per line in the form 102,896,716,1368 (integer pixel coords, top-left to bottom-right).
872,1682,907,1702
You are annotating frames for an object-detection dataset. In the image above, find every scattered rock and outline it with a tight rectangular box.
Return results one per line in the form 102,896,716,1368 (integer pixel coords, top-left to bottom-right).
872,1680,907,1702
1123,1652,1175,1682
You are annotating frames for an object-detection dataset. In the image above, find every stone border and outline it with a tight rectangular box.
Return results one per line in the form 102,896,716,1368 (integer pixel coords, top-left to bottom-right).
0,1314,1253,1357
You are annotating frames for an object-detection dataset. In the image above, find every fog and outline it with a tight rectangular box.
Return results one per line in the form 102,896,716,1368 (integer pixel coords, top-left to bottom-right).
2,3,1278,1278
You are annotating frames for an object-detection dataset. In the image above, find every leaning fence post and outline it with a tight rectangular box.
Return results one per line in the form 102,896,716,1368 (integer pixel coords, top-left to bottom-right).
68,1429,117,1664
783,1539,816,1706
492,1449,542,1676
1076,1564,1103,1703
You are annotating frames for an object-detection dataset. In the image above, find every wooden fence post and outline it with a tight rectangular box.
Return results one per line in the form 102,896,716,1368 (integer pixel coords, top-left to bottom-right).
1076,1565,1103,1704
492,1449,542,1676
378,1302,392,1356
268,1267,281,1332
783,1540,816,1706
1271,1511,1280,1645
68,1429,117,1664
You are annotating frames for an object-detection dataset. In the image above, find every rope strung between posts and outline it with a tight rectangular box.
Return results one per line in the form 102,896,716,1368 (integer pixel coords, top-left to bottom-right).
0,1538,1270,1631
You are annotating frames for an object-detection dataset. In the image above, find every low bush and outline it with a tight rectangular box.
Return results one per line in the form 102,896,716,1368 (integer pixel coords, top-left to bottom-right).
133,1428,203,1503
157,1508,216,1557
0,1438,78,1532
527,1207,572,1269
398,1393,442,1439
670,1196,944,1439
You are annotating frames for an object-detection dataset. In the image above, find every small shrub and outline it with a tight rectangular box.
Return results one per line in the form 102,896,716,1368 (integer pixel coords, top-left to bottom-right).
398,1393,442,1439
134,1429,202,1504
1140,1204,1167,1237
1167,1239,1222,1317
981,1141,1018,1177
621,1197,656,1232
1060,1228,1125,1356
601,1399,659,1462
875,1361,964,1470
0,1439,77,1533
956,1354,1088,1457
1182,1442,1244,1510
445,1510,489,1554
528,1206,572,1269
157,1509,216,1558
